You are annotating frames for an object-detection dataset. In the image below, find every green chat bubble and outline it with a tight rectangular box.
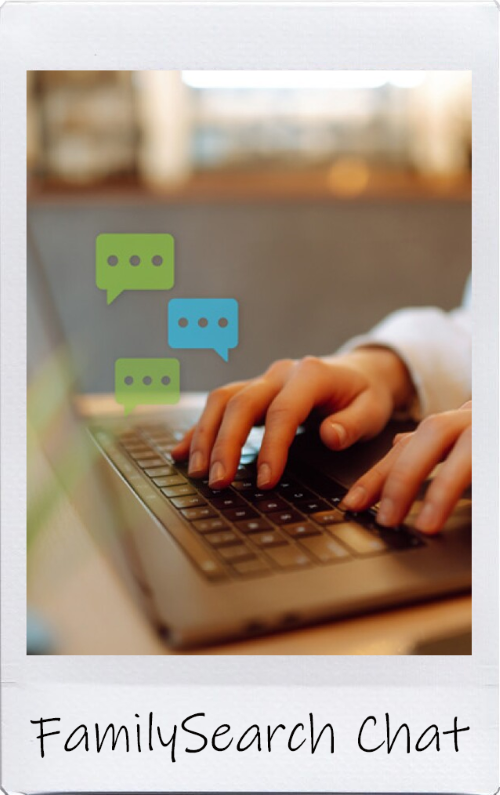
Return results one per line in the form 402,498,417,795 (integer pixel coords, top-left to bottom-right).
96,234,175,304
115,358,180,416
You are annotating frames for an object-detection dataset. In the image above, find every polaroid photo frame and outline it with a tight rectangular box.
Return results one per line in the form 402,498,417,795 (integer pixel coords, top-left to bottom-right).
1,2,498,793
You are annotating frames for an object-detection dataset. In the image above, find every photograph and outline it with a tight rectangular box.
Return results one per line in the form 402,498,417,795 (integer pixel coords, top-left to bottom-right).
27,68,472,655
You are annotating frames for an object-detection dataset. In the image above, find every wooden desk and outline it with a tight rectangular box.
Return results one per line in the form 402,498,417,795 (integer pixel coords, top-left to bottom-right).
27,395,471,656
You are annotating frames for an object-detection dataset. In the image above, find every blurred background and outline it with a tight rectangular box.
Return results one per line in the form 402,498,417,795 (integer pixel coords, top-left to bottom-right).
27,70,472,394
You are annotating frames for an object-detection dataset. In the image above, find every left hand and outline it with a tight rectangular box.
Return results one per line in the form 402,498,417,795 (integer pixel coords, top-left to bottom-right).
341,401,472,534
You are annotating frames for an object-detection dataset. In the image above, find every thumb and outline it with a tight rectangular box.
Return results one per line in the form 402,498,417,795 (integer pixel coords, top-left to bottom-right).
319,391,389,451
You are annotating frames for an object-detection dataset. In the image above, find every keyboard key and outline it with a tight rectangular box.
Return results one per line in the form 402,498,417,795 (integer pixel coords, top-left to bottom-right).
266,509,303,525
135,456,165,467
276,478,299,492
118,431,141,442
122,444,152,455
144,465,175,477
258,497,289,513
155,443,177,453
129,447,159,457
265,546,312,569
231,480,254,491
243,489,278,502
218,545,255,562
326,523,388,556
145,430,173,440
235,518,273,534
205,530,240,547
136,458,167,469
152,475,186,487
285,488,316,503
197,484,229,498
296,499,331,514
170,494,207,509
192,517,230,533
127,448,157,459
210,494,246,510
145,433,173,443
299,535,350,563
137,423,169,434
232,558,271,577
161,484,196,498
310,509,344,525
284,522,322,539
251,531,288,548
181,506,217,521
222,506,259,522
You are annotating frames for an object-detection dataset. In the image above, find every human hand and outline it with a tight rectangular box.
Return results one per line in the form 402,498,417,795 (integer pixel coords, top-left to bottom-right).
341,401,472,534
171,347,414,490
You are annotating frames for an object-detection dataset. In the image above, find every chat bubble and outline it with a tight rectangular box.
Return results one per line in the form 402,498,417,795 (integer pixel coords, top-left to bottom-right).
115,358,180,416
96,233,174,304
168,298,239,362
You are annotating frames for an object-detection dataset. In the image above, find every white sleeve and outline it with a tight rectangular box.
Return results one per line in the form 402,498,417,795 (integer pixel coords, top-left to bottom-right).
337,282,471,420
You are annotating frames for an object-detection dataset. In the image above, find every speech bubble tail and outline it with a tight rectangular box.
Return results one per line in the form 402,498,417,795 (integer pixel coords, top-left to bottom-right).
122,405,134,417
106,289,121,305
216,348,229,362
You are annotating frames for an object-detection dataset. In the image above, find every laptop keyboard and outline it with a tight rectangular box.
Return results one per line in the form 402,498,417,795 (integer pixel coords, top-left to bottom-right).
96,421,425,583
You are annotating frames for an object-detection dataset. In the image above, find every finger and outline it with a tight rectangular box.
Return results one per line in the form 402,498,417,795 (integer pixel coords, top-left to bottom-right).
415,425,471,534
319,390,391,451
341,433,413,510
256,359,338,488
208,378,283,488
185,382,245,477
376,411,471,527
171,426,195,460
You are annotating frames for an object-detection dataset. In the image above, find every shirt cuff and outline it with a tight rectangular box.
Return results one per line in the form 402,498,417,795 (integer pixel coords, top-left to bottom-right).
337,307,472,420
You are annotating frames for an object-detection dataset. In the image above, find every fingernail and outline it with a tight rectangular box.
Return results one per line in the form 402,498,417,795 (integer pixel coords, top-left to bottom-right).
377,497,396,526
330,422,347,447
415,502,439,532
209,461,226,486
342,485,366,510
257,463,271,488
188,451,204,476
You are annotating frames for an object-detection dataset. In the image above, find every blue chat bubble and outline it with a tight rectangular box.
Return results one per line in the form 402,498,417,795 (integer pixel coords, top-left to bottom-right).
168,298,239,362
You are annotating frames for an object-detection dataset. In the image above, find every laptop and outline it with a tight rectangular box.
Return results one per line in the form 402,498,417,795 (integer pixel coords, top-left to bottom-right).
27,228,471,651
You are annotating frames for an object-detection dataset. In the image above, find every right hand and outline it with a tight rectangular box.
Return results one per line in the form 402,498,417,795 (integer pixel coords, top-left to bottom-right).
171,348,415,490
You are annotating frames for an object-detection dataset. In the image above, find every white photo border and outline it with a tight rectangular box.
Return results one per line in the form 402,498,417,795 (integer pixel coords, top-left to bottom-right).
0,2,498,792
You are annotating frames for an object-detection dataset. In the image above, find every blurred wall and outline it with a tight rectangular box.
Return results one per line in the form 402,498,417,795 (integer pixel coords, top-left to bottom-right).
28,199,471,394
